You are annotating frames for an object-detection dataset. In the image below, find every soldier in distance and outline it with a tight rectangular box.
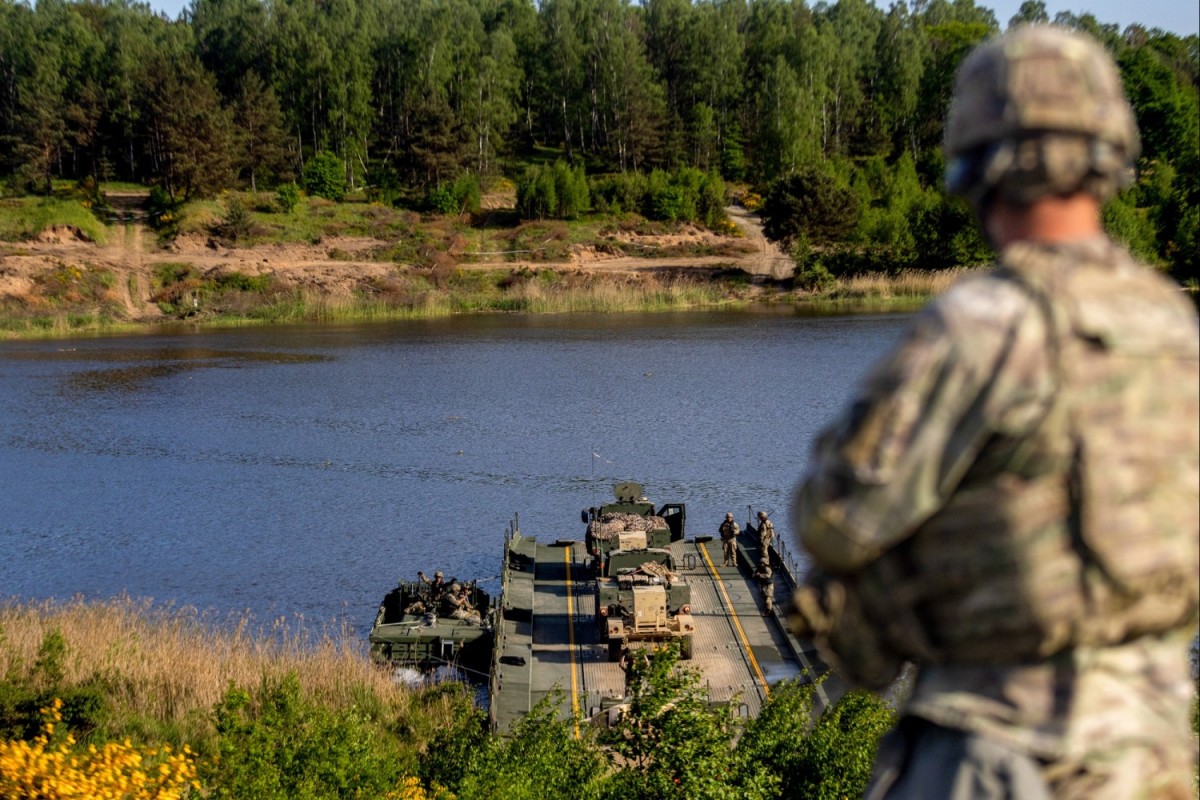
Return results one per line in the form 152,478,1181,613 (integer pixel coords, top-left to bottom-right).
753,557,774,616
417,569,447,603
755,510,775,553
718,512,740,567
789,24,1198,800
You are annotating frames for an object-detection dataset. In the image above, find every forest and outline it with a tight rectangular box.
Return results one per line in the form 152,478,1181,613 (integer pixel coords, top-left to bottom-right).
0,0,1197,282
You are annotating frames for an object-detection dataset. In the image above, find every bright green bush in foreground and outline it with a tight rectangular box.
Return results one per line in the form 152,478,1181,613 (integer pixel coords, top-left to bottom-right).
0,617,895,799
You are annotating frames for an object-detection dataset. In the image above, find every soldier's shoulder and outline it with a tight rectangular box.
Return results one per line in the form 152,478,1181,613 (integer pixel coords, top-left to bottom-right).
933,270,1035,328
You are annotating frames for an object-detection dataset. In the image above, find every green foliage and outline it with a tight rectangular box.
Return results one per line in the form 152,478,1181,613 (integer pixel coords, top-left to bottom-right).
276,182,301,214
645,170,695,223
516,162,587,220
302,151,347,203
365,164,403,207
598,643,755,800
418,687,488,791
907,190,990,269
452,693,605,800
762,169,863,248
1103,193,1163,266
151,262,275,317
739,685,894,800
516,164,557,220
793,259,836,291
206,673,408,799
0,0,1194,281
31,630,67,687
218,197,256,243
589,172,649,214
427,174,482,216
552,162,589,220
0,630,110,744
0,196,108,244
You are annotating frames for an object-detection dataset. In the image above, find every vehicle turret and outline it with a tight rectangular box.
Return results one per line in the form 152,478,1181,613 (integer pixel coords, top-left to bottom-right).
582,482,687,566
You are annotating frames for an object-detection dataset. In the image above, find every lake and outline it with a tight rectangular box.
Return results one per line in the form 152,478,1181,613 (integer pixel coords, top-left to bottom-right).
0,308,909,635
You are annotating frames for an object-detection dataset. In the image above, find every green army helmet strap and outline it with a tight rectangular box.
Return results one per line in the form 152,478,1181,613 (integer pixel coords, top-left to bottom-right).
943,25,1139,210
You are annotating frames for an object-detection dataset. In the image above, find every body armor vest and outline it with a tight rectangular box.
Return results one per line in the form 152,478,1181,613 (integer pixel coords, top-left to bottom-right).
858,240,1199,664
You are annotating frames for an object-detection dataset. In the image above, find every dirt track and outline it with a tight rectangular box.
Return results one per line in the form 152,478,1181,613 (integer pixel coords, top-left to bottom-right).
0,200,788,321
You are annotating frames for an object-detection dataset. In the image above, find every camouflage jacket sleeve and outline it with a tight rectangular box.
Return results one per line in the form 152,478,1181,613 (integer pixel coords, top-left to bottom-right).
793,271,1056,573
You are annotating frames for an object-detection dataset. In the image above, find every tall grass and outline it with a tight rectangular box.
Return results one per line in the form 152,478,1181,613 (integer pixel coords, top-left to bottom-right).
0,597,456,750
803,267,974,312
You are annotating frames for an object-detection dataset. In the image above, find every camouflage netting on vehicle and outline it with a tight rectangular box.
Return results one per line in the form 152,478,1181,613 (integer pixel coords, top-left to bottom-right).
616,561,682,585
587,512,668,541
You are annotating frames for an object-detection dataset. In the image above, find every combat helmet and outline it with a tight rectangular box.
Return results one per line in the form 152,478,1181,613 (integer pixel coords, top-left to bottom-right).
944,24,1139,210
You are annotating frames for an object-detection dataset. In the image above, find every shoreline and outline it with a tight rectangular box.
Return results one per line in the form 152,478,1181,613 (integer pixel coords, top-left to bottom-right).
0,275,941,340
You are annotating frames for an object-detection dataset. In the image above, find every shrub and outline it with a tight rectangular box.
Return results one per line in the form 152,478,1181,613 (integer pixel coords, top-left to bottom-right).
697,171,727,227
276,182,301,214
598,642,753,800
1103,193,1163,267
452,174,482,215
0,698,200,800
366,164,403,206
551,162,589,219
734,681,894,800
426,186,459,215
219,198,255,243
762,168,862,248
589,172,647,214
427,175,482,216
450,693,604,800
516,165,557,220
302,152,347,202
206,673,408,799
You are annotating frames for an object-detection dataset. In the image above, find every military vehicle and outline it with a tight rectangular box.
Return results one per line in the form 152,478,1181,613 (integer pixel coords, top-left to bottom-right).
582,481,686,568
595,545,695,661
368,578,495,679
489,489,840,734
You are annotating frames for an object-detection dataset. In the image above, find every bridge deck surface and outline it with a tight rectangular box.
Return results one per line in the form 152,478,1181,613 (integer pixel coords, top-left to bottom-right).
491,532,821,733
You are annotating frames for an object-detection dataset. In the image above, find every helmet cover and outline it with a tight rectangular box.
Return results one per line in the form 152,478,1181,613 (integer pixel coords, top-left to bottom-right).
944,24,1139,206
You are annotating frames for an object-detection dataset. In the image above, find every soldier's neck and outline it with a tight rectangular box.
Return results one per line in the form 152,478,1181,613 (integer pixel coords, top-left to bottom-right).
985,194,1103,249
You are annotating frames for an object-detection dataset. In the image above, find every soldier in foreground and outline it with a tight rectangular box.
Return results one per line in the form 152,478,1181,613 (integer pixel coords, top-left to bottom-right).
789,25,1198,800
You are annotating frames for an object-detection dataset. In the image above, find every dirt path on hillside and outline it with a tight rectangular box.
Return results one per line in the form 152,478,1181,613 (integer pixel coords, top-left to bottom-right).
0,199,790,318
726,206,793,279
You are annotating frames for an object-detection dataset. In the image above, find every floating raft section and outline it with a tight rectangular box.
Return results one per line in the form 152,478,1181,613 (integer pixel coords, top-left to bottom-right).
489,524,838,733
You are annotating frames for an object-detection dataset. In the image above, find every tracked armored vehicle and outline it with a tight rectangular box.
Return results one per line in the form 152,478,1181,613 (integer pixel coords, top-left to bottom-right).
582,481,686,569
368,579,495,679
595,545,695,661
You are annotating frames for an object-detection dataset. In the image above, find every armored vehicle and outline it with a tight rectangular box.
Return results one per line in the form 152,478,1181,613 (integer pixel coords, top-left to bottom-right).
595,546,695,661
582,481,686,567
368,579,495,679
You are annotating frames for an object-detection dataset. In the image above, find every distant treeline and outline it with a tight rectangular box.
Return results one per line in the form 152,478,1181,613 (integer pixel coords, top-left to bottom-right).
0,0,1196,279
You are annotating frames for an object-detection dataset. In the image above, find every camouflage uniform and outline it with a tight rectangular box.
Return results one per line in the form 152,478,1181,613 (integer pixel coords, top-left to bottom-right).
445,584,481,624
753,558,774,616
756,512,775,553
719,513,740,566
790,26,1199,800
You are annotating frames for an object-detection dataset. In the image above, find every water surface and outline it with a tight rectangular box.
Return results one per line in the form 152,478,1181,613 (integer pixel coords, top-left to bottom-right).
0,309,909,633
